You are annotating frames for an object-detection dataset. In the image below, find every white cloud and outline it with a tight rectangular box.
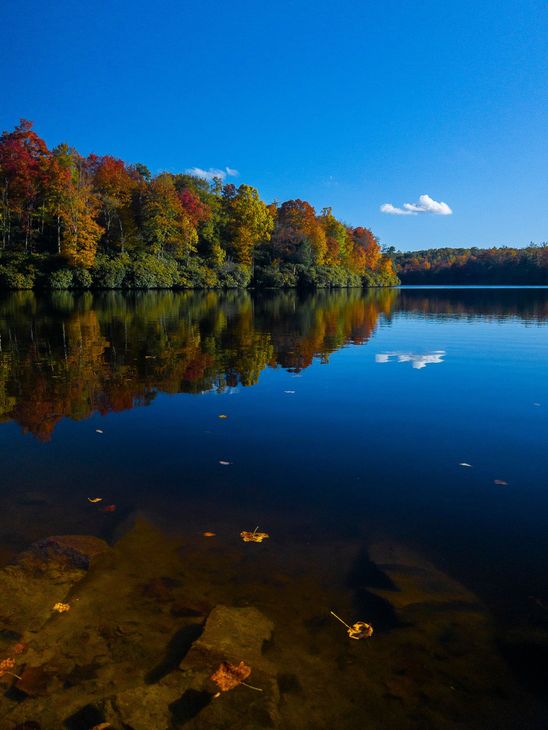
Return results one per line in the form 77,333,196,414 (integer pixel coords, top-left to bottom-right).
380,203,416,216
185,166,239,182
380,194,453,216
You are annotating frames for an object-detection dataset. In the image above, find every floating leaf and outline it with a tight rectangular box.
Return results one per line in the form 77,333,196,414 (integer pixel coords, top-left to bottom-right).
219,460,231,466
330,611,373,641
102,504,117,512
0,657,21,680
52,602,70,613
87,497,103,503
459,463,472,467
347,621,374,640
211,660,251,694
240,526,269,543
203,531,216,538
218,414,228,419
494,479,508,485
96,429,104,434
284,390,296,394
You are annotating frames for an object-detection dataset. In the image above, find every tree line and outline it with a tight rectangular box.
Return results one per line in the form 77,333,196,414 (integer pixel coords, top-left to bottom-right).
0,120,398,290
391,245,547,284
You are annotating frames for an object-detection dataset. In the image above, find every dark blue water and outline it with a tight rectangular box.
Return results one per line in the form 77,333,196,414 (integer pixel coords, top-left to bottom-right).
0,287,547,727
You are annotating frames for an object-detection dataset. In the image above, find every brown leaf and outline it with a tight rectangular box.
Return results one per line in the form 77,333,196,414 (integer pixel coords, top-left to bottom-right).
210,660,251,693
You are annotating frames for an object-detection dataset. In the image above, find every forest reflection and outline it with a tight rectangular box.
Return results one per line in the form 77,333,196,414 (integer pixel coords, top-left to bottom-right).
0,287,545,440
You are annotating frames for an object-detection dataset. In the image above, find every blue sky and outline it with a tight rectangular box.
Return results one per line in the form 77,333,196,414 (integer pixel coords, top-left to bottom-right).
1,0,546,251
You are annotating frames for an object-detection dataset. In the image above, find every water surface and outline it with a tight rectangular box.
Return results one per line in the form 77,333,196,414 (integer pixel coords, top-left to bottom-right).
0,288,547,728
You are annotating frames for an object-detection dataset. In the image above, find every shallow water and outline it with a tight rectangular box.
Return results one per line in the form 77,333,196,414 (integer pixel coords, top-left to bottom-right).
0,287,547,728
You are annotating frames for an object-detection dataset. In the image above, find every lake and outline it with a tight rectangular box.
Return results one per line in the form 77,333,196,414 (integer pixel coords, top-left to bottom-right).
0,287,547,729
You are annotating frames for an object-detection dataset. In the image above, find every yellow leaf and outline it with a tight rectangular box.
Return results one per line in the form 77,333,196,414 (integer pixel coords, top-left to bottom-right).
52,602,70,613
347,621,374,640
240,529,269,543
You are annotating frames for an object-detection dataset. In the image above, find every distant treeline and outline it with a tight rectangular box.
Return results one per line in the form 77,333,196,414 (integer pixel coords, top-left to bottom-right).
0,120,398,290
392,245,547,284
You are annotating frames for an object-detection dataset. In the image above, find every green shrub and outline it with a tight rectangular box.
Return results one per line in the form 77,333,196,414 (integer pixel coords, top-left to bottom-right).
178,257,218,288
91,254,128,288
72,267,93,289
0,266,36,289
362,268,400,287
254,263,301,288
217,261,251,289
48,268,74,289
124,254,179,289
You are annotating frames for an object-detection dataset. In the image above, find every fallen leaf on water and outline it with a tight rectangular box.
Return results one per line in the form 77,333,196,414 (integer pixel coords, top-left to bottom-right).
330,611,373,640
102,504,117,512
219,460,231,466
347,621,374,640
52,602,70,613
203,531,216,537
240,526,269,543
284,390,296,394
494,479,508,485
96,429,104,434
210,660,262,697
218,414,228,419
459,463,472,467
0,657,21,680
87,497,103,503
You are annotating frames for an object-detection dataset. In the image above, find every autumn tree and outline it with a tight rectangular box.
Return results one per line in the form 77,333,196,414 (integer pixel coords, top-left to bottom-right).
90,155,135,252
221,184,274,267
143,174,198,257
267,199,327,265
319,208,349,266
59,153,104,268
0,119,48,251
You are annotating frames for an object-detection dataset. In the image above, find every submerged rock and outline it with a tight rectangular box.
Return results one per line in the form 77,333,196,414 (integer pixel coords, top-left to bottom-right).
28,535,110,570
0,534,109,635
184,604,274,666
178,605,281,729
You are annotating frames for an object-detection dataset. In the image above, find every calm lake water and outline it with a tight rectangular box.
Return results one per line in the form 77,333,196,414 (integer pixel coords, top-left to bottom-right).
0,287,547,729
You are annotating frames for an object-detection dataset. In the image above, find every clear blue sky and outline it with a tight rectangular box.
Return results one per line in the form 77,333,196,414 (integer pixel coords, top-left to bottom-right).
1,0,546,251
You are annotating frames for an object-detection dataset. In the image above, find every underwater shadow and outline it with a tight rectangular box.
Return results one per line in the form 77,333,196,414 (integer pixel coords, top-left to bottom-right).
346,548,405,631
145,622,204,684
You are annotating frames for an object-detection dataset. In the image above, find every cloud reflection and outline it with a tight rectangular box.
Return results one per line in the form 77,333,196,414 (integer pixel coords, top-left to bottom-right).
375,350,446,369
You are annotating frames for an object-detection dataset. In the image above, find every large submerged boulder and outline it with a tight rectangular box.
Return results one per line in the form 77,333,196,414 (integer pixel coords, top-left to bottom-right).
0,534,109,635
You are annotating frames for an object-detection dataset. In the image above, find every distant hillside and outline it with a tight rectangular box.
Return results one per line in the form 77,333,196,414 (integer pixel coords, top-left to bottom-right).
391,245,547,284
